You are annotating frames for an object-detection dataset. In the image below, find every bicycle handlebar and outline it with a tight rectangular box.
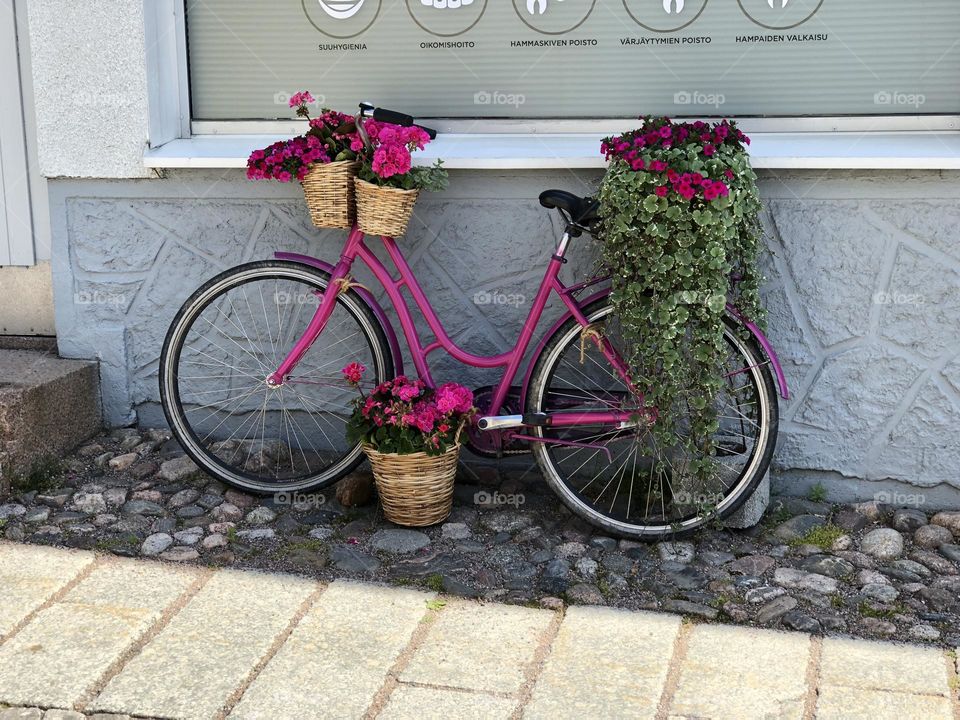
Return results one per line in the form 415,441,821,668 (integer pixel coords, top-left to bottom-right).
361,103,438,140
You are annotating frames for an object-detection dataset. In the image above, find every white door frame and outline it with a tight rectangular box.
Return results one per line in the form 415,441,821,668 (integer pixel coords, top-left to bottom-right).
0,0,36,266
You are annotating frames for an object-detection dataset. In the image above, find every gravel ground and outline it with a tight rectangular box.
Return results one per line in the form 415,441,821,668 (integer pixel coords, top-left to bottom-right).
1,426,959,647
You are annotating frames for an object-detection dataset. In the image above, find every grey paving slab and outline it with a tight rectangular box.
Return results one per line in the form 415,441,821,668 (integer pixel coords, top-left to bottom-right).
819,637,951,697
0,559,196,708
669,624,810,720
525,607,681,720
91,569,315,720
815,685,954,720
0,543,94,636
229,581,432,720
379,685,516,720
400,600,553,695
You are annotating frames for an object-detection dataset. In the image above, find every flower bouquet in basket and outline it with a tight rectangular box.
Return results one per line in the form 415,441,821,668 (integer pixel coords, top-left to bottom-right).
246,91,360,229
354,118,448,237
342,363,474,526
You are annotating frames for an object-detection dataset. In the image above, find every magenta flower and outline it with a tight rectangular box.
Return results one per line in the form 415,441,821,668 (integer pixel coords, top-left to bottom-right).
288,91,315,108
342,362,366,385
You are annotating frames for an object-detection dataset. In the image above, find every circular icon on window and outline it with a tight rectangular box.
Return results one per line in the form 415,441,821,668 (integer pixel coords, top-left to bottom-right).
737,0,824,30
302,0,382,39
621,0,710,34
406,0,488,38
511,0,597,36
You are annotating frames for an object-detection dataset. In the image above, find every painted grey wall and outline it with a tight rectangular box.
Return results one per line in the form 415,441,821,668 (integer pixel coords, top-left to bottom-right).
48,168,960,507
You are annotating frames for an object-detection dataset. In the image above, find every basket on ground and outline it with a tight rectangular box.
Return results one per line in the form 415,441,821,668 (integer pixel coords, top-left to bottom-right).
301,161,358,229
363,443,458,526
354,178,420,237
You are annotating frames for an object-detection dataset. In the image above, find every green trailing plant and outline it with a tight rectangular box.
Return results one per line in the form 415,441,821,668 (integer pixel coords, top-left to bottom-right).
598,116,765,483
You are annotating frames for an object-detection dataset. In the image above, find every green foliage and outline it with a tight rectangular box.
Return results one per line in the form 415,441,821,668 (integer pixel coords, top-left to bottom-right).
597,117,765,482
790,523,844,550
10,454,64,494
808,482,828,503
358,159,449,192
426,574,444,592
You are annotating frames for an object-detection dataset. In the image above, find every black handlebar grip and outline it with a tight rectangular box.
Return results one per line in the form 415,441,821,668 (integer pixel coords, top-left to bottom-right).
373,108,415,126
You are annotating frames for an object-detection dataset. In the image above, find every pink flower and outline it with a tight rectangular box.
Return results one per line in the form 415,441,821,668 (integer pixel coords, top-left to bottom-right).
342,362,366,385
654,186,669,198
397,383,421,402
435,383,474,414
288,91,315,108
650,160,668,172
703,144,716,157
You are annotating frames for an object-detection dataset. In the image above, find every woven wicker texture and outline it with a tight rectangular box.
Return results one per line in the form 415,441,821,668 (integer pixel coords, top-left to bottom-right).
301,161,358,229
364,443,459,526
355,179,420,237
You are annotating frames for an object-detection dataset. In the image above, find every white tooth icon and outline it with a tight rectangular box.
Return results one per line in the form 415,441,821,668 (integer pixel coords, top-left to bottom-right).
768,0,790,6
421,0,475,7
663,0,684,13
526,0,565,16
317,0,365,19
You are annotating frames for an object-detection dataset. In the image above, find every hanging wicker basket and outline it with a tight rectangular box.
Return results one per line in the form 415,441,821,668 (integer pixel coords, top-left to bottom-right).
355,178,420,237
363,443,459,526
301,160,358,229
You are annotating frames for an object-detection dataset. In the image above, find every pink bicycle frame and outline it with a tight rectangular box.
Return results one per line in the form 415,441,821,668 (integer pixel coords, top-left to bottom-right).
266,224,635,427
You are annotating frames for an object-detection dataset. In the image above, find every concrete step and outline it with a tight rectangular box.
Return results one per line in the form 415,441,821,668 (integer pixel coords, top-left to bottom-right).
0,349,102,494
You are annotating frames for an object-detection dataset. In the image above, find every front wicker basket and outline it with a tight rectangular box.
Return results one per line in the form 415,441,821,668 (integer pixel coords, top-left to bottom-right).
355,178,420,237
363,443,459,527
301,160,358,229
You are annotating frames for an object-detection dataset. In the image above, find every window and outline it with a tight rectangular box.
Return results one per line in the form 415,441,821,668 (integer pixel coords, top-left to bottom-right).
184,0,960,122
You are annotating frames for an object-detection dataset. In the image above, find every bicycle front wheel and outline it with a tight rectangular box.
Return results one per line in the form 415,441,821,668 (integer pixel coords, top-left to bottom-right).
527,299,778,539
159,260,393,494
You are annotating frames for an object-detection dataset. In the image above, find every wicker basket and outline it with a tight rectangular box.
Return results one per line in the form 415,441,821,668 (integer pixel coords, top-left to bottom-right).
355,179,420,237
364,443,459,526
301,160,358,229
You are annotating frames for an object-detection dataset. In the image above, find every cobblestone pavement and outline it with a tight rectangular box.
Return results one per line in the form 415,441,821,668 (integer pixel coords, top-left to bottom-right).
2,427,960,649
0,542,957,720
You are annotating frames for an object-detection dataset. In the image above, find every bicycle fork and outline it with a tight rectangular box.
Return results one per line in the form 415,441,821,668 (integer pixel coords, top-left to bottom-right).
265,227,362,387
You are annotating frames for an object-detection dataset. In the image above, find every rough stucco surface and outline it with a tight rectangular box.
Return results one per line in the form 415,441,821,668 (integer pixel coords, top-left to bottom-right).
48,169,960,506
27,0,151,179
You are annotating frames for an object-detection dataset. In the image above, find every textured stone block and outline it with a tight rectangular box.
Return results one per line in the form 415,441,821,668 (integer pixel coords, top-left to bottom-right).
0,350,102,492
669,624,809,719
0,544,94,636
400,600,553,694
230,581,432,719
525,607,680,720
92,569,315,719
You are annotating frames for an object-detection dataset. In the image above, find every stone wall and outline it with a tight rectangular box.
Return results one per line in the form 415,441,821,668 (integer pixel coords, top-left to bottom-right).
48,169,960,507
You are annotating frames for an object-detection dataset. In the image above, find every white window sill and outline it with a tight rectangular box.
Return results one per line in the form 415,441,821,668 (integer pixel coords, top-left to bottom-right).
143,132,960,171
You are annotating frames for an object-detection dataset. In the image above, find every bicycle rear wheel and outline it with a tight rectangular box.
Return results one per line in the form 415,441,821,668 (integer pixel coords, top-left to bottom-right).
526,299,778,539
159,260,393,494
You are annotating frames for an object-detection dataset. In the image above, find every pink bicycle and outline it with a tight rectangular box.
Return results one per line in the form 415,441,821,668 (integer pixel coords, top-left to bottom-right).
160,104,787,538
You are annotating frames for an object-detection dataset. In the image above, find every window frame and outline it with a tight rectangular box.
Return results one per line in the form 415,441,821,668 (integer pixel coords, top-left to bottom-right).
144,0,960,167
